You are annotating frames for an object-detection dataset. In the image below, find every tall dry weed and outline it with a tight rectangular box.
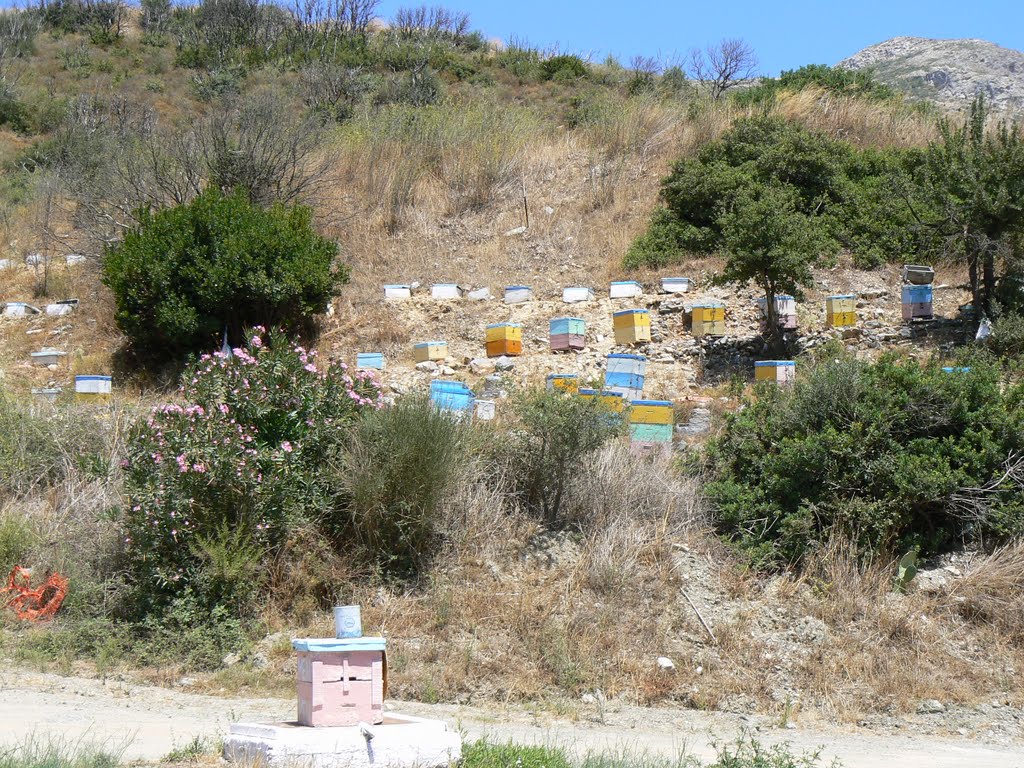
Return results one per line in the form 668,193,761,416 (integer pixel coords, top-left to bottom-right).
945,542,1024,642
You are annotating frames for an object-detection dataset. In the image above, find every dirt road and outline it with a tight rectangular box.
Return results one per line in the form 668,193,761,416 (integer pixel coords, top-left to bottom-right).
1,668,1022,768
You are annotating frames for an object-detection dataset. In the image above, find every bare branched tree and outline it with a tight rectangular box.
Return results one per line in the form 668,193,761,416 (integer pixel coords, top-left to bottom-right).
0,6,40,87
289,0,379,60
392,4,468,41
688,37,758,100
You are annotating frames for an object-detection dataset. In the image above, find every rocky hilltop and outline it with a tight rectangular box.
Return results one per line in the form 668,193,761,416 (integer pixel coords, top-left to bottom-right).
838,36,1024,113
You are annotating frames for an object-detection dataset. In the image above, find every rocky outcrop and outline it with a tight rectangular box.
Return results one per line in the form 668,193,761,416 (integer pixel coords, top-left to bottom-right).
838,36,1024,114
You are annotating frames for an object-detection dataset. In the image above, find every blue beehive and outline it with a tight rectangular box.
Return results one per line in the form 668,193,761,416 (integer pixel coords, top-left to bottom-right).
430,380,475,418
628,422,674,442
942,366,971,373
357,352,385,370
604,353,646,399
902,285,933,320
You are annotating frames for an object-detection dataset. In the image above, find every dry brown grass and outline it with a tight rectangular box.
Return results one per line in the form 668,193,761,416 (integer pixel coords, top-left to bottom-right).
945,542,1024,642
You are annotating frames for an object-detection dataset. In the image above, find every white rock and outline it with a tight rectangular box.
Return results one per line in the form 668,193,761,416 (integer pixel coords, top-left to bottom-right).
504,226,527,237
656,656,676,671
415,361,439,373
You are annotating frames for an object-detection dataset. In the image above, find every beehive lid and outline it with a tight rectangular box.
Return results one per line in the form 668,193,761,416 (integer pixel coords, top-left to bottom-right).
755,360,796,367
505,285,531,291
552,316,585,323
611,280,641,286
692,299,725,307
486,323,522,328
827,294,855,300
613,309,649,316
630,400,672,407
607,353,647,361
546,373,578,379
292,637,387,653
579,388,598,395
384,284,411,289
75,375,111,382
414,340,447,347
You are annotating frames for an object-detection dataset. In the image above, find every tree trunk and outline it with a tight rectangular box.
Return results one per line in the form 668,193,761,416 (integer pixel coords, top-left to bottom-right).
982,244,996,318
763,284,784,356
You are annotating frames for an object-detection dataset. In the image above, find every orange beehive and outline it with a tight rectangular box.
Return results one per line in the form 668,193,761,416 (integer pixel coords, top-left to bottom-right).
485,323,522,357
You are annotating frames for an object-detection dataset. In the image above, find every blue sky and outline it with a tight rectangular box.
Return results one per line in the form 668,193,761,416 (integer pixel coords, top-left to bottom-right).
377,0,1024,76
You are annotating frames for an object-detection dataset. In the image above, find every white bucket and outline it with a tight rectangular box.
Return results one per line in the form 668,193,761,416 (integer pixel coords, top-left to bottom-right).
333,605,362,638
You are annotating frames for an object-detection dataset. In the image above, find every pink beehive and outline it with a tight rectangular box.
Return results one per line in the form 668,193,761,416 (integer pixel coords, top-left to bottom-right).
292,637,387,727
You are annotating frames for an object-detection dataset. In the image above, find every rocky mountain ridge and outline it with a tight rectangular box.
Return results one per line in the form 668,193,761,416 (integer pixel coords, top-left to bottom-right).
838,36,1024,113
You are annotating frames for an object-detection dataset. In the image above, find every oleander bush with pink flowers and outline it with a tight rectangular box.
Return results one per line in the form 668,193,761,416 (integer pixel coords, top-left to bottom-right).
122,327,382,616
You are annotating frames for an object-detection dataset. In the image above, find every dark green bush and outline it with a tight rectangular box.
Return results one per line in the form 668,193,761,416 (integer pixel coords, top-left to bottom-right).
338,396,470,577
540,53,588,81
989,311,1024,360
703,354,1024,568
102,188,344,364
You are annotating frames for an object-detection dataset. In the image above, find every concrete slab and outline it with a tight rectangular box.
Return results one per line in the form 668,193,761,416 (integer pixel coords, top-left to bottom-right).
223,714,461,768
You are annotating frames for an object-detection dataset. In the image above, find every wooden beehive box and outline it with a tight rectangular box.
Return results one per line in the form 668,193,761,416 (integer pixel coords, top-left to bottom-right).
901,285,933,321
629,399,673,426
503,285,533,304
902,264,935,285
562,286,594,304
660,277,692,294
74,375,111,403
31,348,66,367
430,380,475,418
755,360,796,385
825,295,857,328
609,280,643,299
383,284,412,300
757,295,798,331
485,323,523,357
413,341,448,362
550,317,586,352
356,352,385,370
474,399,496,421
579,388,626,415
691,301,726,337
546,373,579,393
431,283,464,300
612,309,652,345
604,353,646,400
293,637,387,728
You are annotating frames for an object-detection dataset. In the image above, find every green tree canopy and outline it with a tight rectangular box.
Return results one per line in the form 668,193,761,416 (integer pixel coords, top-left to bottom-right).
102,188,344,365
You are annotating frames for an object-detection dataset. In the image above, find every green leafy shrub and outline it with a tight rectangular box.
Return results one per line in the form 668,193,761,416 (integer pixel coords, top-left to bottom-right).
734,63,897,108
102,188,344,366
626,115,929,270
505,390,623,528
989,311,1024,361
122,329,380,614
338,396,471,577
540,53,588,81
703,354,1024,568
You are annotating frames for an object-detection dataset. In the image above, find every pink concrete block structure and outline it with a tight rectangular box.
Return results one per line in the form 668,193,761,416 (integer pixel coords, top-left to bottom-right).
293,637,387,727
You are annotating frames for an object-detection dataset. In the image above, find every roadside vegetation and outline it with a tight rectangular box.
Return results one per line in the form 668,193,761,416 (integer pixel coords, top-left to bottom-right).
1,0,1024,727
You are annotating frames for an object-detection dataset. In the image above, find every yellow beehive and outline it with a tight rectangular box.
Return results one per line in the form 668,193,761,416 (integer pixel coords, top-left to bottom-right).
579,388,626,413
612,310,652,345
691,301,726,338
629,402,673,425
485,323,522,357
825,295,857,328
546,374,579,393
413,341,448,362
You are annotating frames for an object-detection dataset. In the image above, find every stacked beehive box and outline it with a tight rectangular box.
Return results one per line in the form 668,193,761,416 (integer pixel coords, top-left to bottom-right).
825,295,857,328
902,285,934,321
75,375,111,403
413,341,448,362
546,373,579,393
430,380,475,419
503,285,533,304
609,280,643,299
486,323,523,357
356,352,384,370
691,301,726,337
661,277,692,294
31,348,66,366
629,400,673,455
756,295,798,331
604,353,646,400
550,317,586,352
754,360,796,385
612,309,651,345
562,286,594,303
294,637,386,727
579,388,626,415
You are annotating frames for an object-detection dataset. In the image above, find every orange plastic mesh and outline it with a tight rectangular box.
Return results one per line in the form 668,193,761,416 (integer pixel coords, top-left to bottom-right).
1,566,68,621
